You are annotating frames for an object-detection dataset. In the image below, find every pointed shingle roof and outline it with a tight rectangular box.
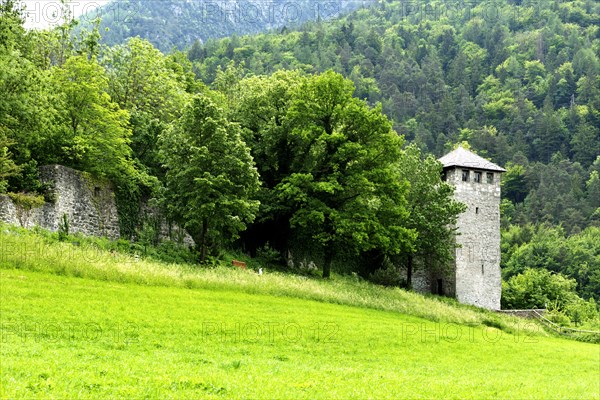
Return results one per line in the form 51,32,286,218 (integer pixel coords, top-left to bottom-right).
439,146,506,172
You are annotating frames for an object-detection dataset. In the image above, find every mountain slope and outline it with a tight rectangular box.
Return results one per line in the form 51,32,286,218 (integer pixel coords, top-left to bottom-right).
77,0,374,51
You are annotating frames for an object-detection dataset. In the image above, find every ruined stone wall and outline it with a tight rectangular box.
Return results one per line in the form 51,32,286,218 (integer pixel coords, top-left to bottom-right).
0,195,19,226
138,203,195,247
0,165,120,239
446,167,502,310
0,165,195,247
411,268,430,294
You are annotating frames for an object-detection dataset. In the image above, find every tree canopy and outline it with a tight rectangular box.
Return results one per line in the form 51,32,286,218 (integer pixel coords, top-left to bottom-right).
159,94,260,262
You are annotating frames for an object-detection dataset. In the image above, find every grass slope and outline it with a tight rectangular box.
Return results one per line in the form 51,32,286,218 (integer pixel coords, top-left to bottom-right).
1,227,599,398
2,270,599,399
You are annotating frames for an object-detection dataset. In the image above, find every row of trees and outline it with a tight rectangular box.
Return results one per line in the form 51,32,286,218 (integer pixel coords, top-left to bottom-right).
161,70,465,279
0,0,463,282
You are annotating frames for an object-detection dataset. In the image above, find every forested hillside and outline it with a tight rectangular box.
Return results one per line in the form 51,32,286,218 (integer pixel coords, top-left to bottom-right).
77,0,373,52
1,0,598,322
189,0,600,234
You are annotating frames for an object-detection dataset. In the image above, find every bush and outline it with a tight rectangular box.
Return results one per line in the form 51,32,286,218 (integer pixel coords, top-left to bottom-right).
546,310,571,326
503,268,599,326
255,243,285,270
563,298,598,327
368,265,405,287
152,241,198,264
58,213,70,241
502,268,578,310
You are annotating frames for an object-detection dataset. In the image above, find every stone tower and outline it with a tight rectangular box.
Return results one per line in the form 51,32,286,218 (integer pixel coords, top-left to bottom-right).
439,147,506,310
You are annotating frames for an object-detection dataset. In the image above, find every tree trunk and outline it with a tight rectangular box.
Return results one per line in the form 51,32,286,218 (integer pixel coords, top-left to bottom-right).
322,247,333,279
199,219,209,263
406,255,413,290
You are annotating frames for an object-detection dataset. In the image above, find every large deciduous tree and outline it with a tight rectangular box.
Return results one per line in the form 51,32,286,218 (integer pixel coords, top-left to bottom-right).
159,95,260,262
275,71,416,278
51,55,134,180
233,70,305,253
101,38,201,179
102,37,191,121
0,0,58,190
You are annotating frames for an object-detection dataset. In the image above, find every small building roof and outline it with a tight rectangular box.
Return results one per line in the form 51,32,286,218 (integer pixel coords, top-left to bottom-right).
439,146,506,173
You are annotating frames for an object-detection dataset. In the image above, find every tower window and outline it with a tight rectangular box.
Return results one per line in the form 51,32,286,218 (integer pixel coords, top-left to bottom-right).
474,171,482,183
462,170,470,182
476,207,480,214
487,172,494,184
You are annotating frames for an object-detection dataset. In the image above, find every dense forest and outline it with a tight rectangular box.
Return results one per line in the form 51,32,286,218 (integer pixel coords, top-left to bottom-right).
1,0,598,323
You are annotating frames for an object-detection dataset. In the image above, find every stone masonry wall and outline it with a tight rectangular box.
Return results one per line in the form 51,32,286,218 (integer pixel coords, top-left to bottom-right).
0,165,195,246
446,167,502,310
0,195,19,226
0,165,120,239
404,259,455,298
139,203,195,247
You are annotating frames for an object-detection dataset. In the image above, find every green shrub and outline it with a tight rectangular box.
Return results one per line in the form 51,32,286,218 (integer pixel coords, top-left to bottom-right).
563,298,599,327
368,266,405,287
503,268,599,326
255,242,285,270
546,310,571,326
58,213,70,241
153,241,198,264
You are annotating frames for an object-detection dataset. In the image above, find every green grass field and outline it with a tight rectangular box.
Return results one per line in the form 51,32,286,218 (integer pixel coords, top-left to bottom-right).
1,227,599,398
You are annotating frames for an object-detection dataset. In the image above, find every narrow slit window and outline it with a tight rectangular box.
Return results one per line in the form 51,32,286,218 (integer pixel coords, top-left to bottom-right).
462,170,470,182
476,207,479,215
474,171,482,183
487,172,494,184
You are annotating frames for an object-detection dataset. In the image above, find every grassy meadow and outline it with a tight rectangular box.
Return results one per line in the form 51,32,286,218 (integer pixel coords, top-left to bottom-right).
1,226,599,398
